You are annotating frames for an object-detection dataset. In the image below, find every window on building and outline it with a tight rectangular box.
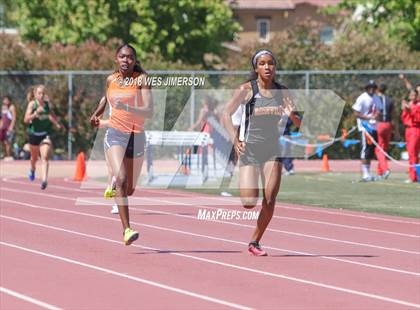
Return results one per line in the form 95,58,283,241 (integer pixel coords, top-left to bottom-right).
320,26,334,45
257,18,270,43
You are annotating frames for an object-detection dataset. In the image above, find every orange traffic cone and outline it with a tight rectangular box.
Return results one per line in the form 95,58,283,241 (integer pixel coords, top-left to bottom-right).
321,154,331,172
73,152,86,181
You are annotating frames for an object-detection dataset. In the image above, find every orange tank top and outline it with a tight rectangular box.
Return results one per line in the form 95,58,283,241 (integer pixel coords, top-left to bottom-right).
106,72,144,133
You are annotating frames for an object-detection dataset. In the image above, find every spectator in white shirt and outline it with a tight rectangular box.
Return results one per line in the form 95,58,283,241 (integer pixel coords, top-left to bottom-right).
352,80,379,181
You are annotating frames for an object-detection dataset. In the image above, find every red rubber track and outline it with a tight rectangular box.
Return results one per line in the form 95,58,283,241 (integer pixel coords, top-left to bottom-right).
1,177,419,309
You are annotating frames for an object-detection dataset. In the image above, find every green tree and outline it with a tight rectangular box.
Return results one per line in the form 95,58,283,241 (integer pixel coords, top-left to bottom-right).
226,21,420,71
12,0,240,64
0,0,18,28
332,0,420,50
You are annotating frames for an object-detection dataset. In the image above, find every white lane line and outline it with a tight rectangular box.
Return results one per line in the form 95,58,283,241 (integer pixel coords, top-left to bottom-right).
1,198,419,278
2,187,419,256
280,205,420,225
274,215,419,238
5,178,420,226
1,217,420,309
69,196,420,239
127,197,420,238
0,242,252,310
138,195,420,255
127,185,420,226
0,287,62,310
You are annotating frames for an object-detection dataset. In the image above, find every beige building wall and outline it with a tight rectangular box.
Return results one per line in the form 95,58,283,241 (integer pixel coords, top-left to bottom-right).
233,3,336,47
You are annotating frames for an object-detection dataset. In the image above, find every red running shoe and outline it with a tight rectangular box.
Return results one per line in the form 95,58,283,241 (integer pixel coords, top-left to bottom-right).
248,241,268,256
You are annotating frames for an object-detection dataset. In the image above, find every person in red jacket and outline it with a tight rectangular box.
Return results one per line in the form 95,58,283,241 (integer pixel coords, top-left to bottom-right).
401,89,420,183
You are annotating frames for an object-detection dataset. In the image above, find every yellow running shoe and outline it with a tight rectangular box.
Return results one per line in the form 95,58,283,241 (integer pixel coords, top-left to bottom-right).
124,228,139,246
103,186,116,199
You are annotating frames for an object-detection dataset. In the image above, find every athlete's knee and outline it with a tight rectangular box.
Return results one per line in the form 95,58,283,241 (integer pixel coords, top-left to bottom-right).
241,197,258,209
263,197,276,209
127,187,136,196
264,197,276,208
115,174,128,189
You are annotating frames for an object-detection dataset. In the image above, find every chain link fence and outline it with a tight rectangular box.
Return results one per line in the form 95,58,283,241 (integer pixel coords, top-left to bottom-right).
1,70,419,159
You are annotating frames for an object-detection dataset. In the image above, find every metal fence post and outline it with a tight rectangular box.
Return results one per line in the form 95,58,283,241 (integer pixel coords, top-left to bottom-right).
305,71,310,95
67,73,73,160
190,73,195,127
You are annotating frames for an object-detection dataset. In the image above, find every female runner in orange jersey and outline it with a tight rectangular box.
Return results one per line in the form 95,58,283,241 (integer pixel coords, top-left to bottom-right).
92,44,153,245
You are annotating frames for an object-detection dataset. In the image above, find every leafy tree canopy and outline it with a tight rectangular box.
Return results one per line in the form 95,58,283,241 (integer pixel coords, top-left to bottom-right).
11,0,240,64
328,0,420,50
